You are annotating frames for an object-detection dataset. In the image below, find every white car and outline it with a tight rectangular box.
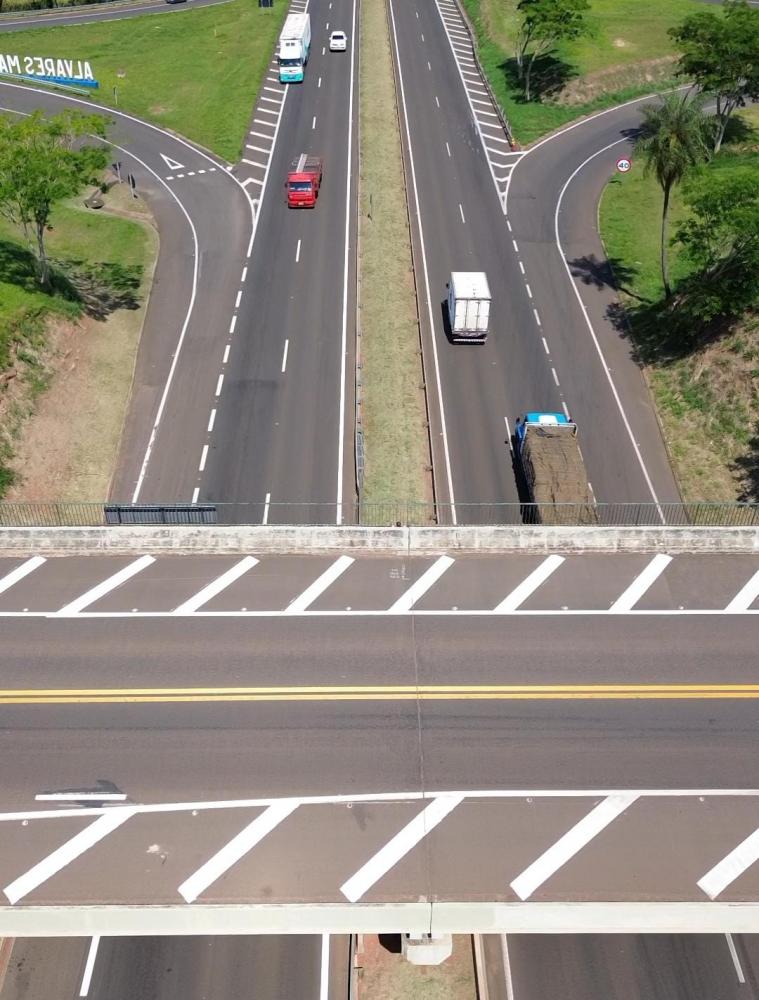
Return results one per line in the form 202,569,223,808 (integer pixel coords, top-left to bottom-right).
329,30,347,51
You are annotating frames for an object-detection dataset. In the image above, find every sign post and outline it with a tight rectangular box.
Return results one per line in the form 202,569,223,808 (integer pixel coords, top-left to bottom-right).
616,156,632,174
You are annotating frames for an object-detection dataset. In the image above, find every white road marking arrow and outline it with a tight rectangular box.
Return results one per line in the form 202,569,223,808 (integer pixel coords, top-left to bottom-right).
160,153,185,171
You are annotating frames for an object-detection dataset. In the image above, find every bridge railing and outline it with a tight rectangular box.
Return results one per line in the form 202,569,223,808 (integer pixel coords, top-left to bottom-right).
0,501,756,527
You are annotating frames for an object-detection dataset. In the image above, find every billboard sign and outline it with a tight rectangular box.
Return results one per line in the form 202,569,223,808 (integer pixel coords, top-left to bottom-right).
0,53,98,89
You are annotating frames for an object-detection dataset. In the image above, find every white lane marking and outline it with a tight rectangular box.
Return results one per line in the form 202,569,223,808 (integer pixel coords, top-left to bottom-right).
726,569,759,612
553,137,664,517
525,283,532,298
233,291,242,311
428,60,432,71
725,933,746,983
699,828,759,899
223,344,231,365
246,144,271,155
494,555,565,612
511,794,638,900
533,308,541,327
518,261,525,275
388,556,455,612
4,809,136,904
436,95,440,107
336,0,358,526
0,556,46,595
35,793,127,802
229,315,237,334
312,116,317,130
78,936,100,997
459,203,466,223
242,158,268,169
241,266,248,282
198,444,209,472
340,795,463,901
296,239,302,263
56,556,155,615
192,487,200,504
388,0,457,521
446,141,451,157
285,555,355,613
253,119,277,127
173,557,259,614
281,339,289,373
262,492,271,526
542,337,550,355
501,935,515,1000
512,239,519,253
562,401,571,419
551,367,559,387
215,374,224,397
319,76,322,88
242,177,264,188
610,554,672,612
263,86,281,95
320,935,330,1000
323,46,326,55
178,801,299,903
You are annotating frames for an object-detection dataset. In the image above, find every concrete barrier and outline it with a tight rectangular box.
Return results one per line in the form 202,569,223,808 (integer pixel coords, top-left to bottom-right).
0,525,757,554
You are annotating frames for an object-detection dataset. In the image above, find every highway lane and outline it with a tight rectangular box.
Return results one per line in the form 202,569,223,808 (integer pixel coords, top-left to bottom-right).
0,82,251,504
202,0,358,522
0,0,232,32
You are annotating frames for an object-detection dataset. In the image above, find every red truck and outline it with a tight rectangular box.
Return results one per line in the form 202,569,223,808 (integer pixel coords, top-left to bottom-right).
286,154,323,208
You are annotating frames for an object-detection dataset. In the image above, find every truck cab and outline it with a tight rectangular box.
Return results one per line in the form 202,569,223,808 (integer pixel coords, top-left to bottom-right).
514,412,574,454
286,154,323,208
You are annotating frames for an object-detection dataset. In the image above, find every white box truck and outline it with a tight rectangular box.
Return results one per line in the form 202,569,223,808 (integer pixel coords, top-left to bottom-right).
447,271,491,342
278,13,311,83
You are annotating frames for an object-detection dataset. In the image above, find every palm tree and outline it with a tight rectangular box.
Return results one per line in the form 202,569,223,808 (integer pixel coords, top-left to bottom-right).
634,93,711,298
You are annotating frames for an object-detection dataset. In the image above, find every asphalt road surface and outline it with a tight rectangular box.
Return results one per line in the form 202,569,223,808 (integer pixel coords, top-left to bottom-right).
0,0,232,32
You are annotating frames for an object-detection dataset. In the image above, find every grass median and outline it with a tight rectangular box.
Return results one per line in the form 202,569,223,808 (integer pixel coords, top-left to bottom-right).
3,0,286,161
0,179,157,499
461,0,691,144
357,0,432,514
599,108,758,502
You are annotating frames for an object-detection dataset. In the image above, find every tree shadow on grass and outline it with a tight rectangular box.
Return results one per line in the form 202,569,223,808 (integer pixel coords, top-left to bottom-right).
0,239,141,320
497,53,578,103
734,435,759,504
721,113,759,149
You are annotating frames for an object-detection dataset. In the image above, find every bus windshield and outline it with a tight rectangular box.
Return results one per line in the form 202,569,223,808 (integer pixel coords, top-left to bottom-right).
279,57,303,66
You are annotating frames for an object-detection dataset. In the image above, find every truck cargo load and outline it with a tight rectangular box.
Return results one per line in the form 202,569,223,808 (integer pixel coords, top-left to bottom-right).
447,271,490,342
286,154,323,207
279,12,311,83
515,412,597,524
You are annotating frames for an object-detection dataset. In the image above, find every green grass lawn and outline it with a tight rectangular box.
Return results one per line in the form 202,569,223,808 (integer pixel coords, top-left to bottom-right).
461,0,698,143
599,113,759,501
5,0,287,161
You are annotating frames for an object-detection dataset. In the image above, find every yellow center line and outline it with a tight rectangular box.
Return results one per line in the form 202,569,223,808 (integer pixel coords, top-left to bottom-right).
0,684,758,704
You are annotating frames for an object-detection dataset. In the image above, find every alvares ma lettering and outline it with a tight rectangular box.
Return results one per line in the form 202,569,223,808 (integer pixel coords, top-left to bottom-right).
0,54,94,81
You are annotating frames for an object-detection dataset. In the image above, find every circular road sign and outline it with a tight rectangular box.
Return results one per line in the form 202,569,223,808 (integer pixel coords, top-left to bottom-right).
616,156,632,173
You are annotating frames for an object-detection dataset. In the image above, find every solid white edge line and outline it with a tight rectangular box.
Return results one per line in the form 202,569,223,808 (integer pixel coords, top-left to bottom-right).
494,555,565,612
172,556,258,614
698,828,759,900
285,556,355,613
553,136,665,517
510,793,638,900
178,801,299,903
56,555,155,615
281,339,289,373
340,795,462,901
388,555,455,612
336,0,357,526
725,568,759,612
4,809,136,904
388,0,457,522
320,933,330,1000
0,556,46,595
501,934,515,1000
262,492,271,526
725,932,746,984
79,936,100,997
609,553,672,612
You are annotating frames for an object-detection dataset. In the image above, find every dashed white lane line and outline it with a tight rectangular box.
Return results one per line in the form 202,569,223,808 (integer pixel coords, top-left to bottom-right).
494,555,565,612
610,554,673,612
551,367,559,387
318,76,322,88
428,60,432,70
312,116,317,129
286,555,355,613
525,283,532,299
56,556,155,615
459,203,466,224
178,801,299,903
191,487,200,504
207,409,216,433
215,374,224,397
725,569,759,611
435,95,440,107
510,794,638,901
78,936,100,997
0,556,46,595
241,266,248,282
340,795,463,902
518,260,525,274
512,239,519,253
173,556,259,614
562,401,571,419
229,315,237,335
533,308,541,327
506,219,513,232
542,337,550,355
198,444,209,472
446,141,451,157
296,238,302,263
262,492,271,526
4,809,137,905
281,339,289,373
234,290,242,309
322,46,326,55
725,934,746,984
389,556,455,613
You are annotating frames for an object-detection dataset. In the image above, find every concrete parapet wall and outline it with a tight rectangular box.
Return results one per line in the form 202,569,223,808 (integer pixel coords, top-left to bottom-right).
0,525,757,555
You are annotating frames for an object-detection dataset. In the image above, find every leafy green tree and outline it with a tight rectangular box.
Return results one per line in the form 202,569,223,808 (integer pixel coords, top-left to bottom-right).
0,110,109,290
515,0,590,102
675,166,759,324
670,0,759,154
634,93,711,298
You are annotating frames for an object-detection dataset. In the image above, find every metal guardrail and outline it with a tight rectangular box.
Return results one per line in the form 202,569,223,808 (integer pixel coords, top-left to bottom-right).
0,502,756,527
